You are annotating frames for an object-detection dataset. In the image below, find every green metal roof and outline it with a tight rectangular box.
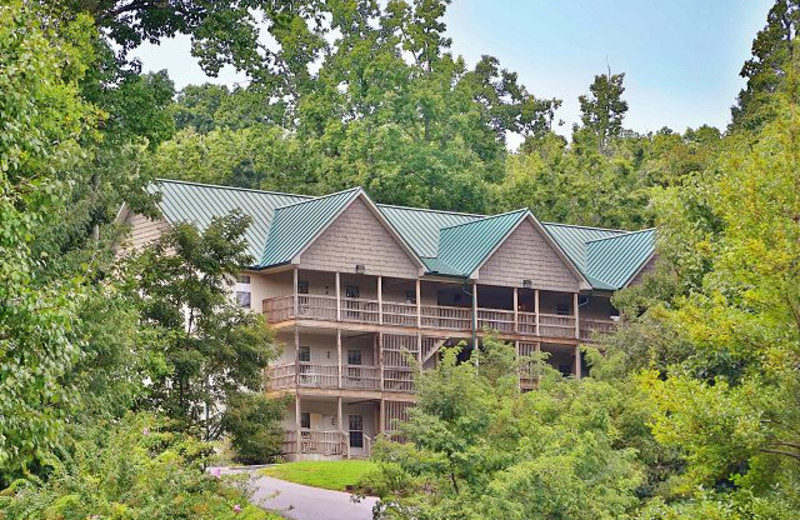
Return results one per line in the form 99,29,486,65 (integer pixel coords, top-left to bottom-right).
259,188,361,267
585,229,656,289
435,210,528,277
378,204,482,258
149,179,310,263
146,179,654,289
542,223,626,273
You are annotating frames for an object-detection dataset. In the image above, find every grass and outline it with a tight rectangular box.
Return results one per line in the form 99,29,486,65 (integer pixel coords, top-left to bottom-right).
259,460,376,492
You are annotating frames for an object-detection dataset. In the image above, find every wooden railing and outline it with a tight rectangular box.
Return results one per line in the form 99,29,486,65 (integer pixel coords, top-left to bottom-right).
539,313,576,338
478,308,515,333
420,304,471,331
341,297,380,324
280,429,349,456
298,363,339,388
383,368,415,393
262,296,615,343
342,365,380,390
266,363,296,390
382,301,418,327
579,318,618,341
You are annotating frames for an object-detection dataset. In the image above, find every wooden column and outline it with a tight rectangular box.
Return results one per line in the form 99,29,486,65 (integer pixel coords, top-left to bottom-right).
337,396,343,437
337,328,342,389
575,345,582,381
377,275,383,325
472,282,479,367
574,293,580,339
295,394,301,454
293,267,299,317
534,289,540,336
417,333,423,367
294,325,300,386
335,271,341,322
513,287,519,333
379,399,386,434
378,333,384,391
415,279,422,328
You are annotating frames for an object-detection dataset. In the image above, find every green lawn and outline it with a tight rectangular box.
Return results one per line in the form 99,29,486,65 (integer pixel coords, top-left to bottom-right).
259,460,375,492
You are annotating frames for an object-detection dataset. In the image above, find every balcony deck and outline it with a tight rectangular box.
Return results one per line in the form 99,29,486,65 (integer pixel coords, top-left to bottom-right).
262,294,616,342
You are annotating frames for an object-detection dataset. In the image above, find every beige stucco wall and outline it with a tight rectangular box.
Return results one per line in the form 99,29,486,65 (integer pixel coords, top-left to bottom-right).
478,220,579,292
299,198,420,279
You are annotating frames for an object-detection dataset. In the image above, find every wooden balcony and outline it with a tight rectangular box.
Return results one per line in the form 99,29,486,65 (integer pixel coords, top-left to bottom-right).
262,294,616,342
281,429,372,459
267,363,383,392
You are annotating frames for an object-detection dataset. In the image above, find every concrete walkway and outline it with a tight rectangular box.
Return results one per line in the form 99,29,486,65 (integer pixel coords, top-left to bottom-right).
217,467,378,520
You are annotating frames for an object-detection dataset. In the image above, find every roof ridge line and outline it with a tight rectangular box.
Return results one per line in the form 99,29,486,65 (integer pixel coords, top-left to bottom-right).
439,208,528,232
376,202,487,218
542,221,631,233
155,178,314,199
271,187,362,212
585,227,656,244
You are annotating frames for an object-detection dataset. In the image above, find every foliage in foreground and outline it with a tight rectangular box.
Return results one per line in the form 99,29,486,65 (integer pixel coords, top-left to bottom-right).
260,460,376,492
0,414,279,520
364,339,645,520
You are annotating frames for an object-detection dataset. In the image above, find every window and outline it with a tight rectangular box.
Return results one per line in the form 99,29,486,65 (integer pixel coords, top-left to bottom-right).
297,280,309,294
405,290,416,304
345,285,359,298
299,346,311,363
556,303,571,316
236,291,251,309
235,274,252,309
300,412,310,430
347,349,362,366
349,415,364,448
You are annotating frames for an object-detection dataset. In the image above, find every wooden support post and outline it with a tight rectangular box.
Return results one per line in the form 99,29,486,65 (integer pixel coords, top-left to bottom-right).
337,396,343,449
574,293,580,340
293,267,299,317
575,344,582,381
377,275,383,325
378,333,384,391
417,333,423,368
294,325,300,386
515,340,520,391
415,279,422,328
337,328,342,389
379,399,386,434
295,395,301,454
534,289,540,336
513,287,519,333
472,282,479,367
335,272,341,322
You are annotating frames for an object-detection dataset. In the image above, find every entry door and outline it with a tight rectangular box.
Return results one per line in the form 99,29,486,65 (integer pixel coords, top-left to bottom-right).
349,414,364,448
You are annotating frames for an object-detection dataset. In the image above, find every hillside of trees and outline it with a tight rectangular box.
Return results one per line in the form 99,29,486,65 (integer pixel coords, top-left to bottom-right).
1,0,799,518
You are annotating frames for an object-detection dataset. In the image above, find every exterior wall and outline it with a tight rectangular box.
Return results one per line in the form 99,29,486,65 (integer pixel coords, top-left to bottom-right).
581,295,615,320
274,330,376,366
122,211,171,251
478,220,579,292
299,198,420,279
283,399,378,439
628,256,656,287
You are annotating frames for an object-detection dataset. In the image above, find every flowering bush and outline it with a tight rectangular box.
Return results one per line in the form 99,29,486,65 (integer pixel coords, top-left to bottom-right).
0,414,280,520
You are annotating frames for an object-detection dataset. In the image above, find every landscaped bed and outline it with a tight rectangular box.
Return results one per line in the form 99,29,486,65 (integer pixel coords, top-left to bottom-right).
259,460,375,492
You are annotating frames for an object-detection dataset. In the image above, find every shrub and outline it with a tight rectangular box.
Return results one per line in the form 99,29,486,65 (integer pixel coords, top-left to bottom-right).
222,393,286,465
0,414,279,520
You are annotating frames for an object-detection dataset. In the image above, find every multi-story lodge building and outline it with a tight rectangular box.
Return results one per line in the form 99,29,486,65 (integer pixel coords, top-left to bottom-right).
118,179,655,460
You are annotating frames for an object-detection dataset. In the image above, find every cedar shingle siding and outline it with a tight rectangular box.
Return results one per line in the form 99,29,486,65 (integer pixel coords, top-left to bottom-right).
299,198,420,278
478,220,579,292
124,212,171,250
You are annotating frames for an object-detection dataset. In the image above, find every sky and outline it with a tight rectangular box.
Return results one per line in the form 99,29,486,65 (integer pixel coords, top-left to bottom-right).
131,0,774,141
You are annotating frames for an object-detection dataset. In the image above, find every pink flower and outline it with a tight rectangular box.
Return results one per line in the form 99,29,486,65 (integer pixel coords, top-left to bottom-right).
211,467,222,478
233,504,242,514
142,427,150,436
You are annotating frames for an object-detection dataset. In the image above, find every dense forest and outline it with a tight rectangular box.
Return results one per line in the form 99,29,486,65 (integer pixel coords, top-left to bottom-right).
1,0,799,518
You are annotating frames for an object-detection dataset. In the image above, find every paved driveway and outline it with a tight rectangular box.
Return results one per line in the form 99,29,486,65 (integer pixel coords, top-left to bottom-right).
218,467,378,520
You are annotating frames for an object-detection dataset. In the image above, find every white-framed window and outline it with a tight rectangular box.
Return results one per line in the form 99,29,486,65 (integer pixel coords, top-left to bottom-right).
235,273,252,309
299,346,311,363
